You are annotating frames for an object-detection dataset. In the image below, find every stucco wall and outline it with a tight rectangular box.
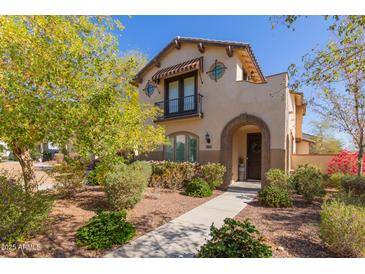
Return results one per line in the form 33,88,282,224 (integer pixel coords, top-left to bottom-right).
296,141,310,154
138,43,288,166
291,154,335,173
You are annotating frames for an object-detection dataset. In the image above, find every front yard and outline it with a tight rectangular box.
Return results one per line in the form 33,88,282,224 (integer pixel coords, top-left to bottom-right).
236,194,335,258
0,184,221,258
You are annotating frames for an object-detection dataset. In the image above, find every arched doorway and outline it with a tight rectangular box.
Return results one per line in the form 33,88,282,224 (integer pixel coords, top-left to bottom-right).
220,113,270,189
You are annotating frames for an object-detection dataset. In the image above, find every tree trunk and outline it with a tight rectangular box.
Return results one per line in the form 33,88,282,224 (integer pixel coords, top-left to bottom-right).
357,132,364,176
13,147,36,192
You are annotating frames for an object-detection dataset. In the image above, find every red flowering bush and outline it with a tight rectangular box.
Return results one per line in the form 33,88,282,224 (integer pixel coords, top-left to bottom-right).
327,150,365,175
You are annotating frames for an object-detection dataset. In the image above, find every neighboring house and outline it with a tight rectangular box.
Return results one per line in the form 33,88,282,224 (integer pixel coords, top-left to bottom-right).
296,133,316,154
136,37,309,188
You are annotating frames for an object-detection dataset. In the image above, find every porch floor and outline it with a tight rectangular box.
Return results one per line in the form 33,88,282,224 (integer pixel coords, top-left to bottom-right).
228,180,261,193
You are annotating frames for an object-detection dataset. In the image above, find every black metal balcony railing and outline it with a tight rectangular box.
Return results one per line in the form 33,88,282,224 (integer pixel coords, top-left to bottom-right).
155,94,203,120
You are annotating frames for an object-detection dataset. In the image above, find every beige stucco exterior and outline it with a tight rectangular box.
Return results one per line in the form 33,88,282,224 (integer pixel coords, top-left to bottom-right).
296,140,311,154
137,37,307,187
291,154,334,173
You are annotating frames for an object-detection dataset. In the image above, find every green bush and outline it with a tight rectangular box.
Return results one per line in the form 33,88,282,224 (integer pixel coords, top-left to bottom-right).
87,157,126,186
0,174,53,244
104,161,151,210
325,172,345,189
335,191,365,207
290,164,324,203
265,168,289,189
149,161,197,190
201,163,226,190
197,218,272,258
76,210,135,250
149,161,226,190
185,178,213,198
320,200,365,257
341,175,365,196
258,186,293,208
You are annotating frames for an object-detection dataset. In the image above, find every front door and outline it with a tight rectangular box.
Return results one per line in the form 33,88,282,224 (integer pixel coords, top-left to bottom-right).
247,133,262,180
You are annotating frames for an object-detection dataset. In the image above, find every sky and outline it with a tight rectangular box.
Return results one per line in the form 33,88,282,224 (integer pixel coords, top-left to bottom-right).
114,15,350,147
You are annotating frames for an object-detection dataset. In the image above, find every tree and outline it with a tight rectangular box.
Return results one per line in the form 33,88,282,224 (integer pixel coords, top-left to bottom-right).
272,16,365,175
309,120,343,154
0,16,165,191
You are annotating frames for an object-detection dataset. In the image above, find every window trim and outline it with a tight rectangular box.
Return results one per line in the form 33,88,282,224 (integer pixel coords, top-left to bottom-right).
163,132,199,162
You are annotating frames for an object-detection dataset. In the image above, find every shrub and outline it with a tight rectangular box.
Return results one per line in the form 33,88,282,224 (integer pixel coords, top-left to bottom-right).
327,150,365,175
258,186,293,208
149,161,197,190
76,210,135,250
197,218,272,258
335,191,365,207
290,164,324,203
201,163,226,190
149,161,226,190
51,161,86,198
0,174,53,244
320,200,365,257
104,161,152,210
325,172,345,189
340,175,365,196
87,157,125,186
185,178,212,198
265,168,289,189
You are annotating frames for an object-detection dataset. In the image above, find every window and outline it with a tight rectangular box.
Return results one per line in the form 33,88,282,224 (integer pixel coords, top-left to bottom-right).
165,72,197,115
208,61,226,81
164,133,199,162
144,81,156,97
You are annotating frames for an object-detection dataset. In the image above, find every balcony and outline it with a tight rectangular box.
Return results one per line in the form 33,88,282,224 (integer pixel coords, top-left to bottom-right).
155,94,204,122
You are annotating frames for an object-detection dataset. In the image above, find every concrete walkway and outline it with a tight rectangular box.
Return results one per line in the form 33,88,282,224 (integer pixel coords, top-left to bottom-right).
105,181,260,258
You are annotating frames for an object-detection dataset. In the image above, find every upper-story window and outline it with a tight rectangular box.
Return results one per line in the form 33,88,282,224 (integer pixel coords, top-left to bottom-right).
165,71,197,114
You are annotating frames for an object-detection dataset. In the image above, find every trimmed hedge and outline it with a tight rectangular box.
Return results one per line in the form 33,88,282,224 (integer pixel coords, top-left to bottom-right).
290,164,324,203
104,161,152,210
149,161,225,190
185,178,212,198
201,163,226,190
265,168,289,189
258,186,293,208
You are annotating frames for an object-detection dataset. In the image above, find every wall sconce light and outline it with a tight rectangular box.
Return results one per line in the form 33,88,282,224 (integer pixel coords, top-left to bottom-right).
205,132,211,144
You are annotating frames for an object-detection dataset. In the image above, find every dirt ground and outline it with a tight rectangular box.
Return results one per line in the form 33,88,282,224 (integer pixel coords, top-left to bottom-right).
235,194,336,258
0,161,56,189
1,185,222,258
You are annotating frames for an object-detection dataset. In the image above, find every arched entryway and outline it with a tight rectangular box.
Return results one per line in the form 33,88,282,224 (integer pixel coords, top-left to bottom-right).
220,113,270,189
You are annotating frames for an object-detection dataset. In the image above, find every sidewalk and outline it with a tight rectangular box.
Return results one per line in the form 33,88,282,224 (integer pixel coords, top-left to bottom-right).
105,182,260,258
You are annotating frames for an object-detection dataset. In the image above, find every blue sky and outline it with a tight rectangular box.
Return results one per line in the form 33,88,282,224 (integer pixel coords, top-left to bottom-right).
114,16,350,147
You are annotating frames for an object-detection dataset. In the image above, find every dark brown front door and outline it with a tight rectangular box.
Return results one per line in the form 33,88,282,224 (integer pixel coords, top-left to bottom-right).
247,133,262,180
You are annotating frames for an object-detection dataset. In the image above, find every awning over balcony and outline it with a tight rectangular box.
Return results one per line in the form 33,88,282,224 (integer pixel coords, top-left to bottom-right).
152,57,203,81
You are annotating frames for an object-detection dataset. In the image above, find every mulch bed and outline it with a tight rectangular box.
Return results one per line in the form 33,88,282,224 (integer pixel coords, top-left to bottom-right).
1,186,222,258
235,194,337,258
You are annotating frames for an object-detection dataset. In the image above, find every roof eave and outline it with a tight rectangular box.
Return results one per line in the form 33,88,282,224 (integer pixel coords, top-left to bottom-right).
135,36,266,83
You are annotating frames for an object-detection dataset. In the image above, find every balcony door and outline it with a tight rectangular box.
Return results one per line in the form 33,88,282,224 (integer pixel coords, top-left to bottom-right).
165,71,197,115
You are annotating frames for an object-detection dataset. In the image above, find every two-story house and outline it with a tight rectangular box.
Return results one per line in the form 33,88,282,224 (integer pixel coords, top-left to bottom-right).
135,37,308,189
